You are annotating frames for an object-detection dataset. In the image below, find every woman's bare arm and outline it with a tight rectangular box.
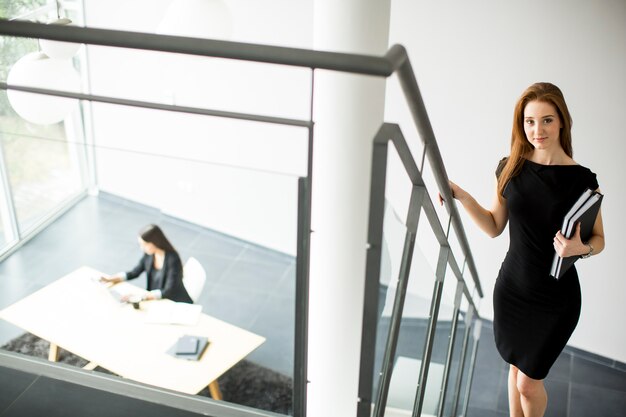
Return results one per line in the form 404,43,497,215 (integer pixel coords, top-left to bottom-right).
441,178,508,238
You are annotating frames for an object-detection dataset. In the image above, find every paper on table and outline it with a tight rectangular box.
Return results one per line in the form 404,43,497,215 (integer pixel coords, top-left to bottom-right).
145,302,202,326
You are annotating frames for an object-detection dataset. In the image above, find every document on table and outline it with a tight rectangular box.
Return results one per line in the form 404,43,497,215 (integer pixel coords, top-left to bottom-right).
145,302,203,326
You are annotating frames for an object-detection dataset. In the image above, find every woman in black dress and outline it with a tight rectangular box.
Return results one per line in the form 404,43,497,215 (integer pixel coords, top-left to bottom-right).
101,224,193,304
444,83,605,417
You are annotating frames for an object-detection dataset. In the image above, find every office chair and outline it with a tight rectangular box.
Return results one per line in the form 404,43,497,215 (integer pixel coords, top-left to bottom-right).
183,257,207,303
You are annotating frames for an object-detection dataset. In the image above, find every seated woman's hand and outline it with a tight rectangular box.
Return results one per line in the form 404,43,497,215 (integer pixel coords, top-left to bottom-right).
120,294,144,303
99,275,123,285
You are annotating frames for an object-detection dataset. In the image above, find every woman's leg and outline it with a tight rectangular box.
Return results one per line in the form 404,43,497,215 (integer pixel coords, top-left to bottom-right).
508,365,524,417
516,369,547,417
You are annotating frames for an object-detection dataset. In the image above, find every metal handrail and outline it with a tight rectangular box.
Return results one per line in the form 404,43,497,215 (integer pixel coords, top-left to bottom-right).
0,18,483,297
0,350,282,417
0,20,394,75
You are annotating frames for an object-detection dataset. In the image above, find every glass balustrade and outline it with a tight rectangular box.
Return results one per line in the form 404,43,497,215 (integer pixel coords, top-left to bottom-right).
358,123,481,417
0,9,484,417
0,90,309,414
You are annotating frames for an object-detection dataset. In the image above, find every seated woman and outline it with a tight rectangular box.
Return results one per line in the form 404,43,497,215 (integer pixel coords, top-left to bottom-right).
102,224,193,304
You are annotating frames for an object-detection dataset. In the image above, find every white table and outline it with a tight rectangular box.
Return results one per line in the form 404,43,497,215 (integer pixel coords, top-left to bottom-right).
0,266,265,399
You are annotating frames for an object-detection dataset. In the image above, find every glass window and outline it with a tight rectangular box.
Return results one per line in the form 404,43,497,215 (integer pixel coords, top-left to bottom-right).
0,196,7,246
0,0,87,238
1,114,85,233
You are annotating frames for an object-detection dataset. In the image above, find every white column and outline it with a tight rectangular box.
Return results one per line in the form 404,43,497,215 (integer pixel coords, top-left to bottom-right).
308,1,391,416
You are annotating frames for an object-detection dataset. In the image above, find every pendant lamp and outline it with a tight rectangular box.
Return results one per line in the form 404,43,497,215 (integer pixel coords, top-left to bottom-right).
39,18,82,59
7,52,81,125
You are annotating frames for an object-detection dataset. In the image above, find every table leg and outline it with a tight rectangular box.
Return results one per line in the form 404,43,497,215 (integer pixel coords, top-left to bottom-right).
48,342,97,371
83,362,98,371
48,343,59,362
208,380,223,400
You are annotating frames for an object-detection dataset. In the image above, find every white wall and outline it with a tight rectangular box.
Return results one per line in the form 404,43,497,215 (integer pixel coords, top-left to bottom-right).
83,0,314,255
385,0,626,362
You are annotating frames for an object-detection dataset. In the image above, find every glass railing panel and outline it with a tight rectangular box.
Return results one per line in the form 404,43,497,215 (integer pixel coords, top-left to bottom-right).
465,273,476,301
382,208,439,416
468,273,481,306
90,102,308,178
456,315,480,417
446,225,464,275
0,99,309,415
441,292,468,417
383,145,413,223
370,141,412,404
448,297,471,417
460,296,470,319
85,45,313,122
415,208,441,280
372,200,408,408
384,75,426,167
421,156,450,233
408,263,455,417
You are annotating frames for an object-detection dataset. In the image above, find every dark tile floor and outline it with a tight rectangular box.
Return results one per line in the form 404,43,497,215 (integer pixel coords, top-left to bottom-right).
0,193,296,377
1,193,624,417
467,321,626,417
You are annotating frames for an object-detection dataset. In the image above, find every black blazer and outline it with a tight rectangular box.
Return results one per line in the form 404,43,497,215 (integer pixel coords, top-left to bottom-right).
126,251,193,304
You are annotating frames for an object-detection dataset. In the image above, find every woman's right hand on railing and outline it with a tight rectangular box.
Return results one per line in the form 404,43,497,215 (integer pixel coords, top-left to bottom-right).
438,180,467,206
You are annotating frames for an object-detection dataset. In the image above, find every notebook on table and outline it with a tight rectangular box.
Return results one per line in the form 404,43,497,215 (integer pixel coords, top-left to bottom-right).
167,335,209,361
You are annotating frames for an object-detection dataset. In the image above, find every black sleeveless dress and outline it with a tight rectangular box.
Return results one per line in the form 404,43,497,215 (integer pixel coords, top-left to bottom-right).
493,158,599,380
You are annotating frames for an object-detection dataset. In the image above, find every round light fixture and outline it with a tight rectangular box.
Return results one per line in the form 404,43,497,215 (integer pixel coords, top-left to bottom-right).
7,52,81,125
39,18,82,59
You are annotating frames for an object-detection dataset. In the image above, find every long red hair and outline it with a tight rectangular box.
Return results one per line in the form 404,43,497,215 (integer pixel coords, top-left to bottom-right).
497,82,573,200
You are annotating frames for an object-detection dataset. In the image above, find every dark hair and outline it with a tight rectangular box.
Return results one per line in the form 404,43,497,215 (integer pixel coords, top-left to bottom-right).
139,224,177,253
497,82,573,200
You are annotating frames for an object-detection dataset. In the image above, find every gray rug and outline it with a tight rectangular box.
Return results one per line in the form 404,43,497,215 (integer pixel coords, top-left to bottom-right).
2,333,292,414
